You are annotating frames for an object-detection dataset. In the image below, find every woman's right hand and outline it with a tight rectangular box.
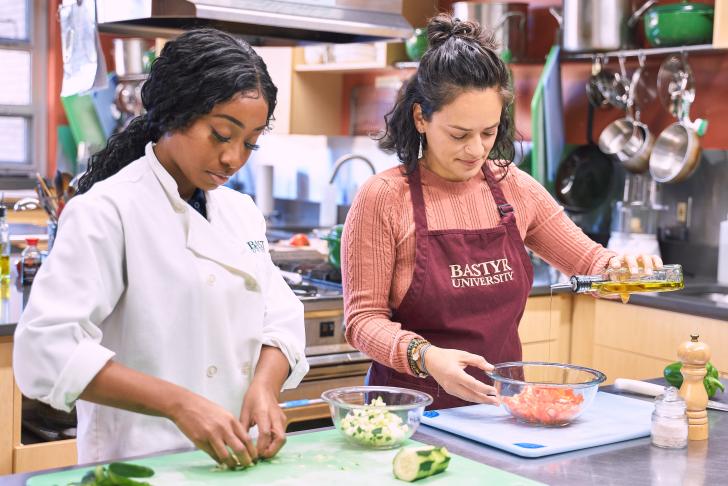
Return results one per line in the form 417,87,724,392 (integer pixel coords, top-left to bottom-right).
168,392,257,469
424,346,499,405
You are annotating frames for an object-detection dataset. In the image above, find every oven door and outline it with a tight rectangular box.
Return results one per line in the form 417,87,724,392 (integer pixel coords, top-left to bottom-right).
280,351,371,425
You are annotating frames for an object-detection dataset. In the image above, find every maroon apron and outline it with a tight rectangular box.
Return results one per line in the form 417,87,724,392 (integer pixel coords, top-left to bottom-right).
367,163,534,409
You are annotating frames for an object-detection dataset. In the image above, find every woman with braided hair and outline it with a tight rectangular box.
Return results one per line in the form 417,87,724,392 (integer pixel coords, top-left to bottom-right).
342,14,661,410
14,29,307,466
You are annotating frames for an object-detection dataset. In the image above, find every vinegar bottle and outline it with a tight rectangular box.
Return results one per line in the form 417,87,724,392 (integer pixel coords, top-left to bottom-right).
20,238,42,286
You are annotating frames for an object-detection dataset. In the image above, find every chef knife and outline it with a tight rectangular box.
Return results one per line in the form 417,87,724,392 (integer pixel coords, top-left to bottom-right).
613,378,728,412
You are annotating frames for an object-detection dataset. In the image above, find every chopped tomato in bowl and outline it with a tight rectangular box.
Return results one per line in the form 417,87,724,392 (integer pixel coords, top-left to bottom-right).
488,362,606,426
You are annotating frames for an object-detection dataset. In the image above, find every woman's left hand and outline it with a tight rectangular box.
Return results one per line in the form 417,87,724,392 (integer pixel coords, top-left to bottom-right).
240,382,287,459
608,253,663,275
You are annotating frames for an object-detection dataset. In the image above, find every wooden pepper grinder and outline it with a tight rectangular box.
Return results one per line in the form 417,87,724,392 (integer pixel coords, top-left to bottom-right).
677,334,710,441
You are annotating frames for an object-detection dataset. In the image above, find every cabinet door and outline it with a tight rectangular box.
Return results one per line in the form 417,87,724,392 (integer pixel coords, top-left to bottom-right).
575,297,728,384
519,295,572,363
254,47,293,135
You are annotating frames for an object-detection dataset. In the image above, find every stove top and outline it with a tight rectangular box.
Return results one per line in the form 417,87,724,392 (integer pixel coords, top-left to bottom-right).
276,260,343,301
276,260,341,284
290,278,343,301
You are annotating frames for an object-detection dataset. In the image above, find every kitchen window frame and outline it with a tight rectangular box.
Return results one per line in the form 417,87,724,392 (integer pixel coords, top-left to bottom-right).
0,0,48,177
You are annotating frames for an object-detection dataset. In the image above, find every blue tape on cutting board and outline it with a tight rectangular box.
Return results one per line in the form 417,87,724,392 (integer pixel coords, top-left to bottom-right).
423,411,440,418
513,443,545,449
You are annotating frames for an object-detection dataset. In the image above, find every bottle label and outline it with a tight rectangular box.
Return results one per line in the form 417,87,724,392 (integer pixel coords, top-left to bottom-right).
22,260,40,285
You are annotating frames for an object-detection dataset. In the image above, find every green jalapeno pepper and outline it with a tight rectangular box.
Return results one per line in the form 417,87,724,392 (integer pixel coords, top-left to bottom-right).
663,361,725,398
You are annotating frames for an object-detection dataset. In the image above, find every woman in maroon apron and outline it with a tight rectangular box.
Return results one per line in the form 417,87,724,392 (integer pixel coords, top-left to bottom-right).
342,14,662,410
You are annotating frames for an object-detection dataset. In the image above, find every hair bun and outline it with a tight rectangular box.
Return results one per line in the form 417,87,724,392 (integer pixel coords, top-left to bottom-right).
426,13,484,49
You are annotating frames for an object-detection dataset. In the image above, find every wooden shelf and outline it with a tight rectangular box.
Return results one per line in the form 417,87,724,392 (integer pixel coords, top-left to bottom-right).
562,44,728,60
394,59,558,69
295,62,400,73
294,41,408,74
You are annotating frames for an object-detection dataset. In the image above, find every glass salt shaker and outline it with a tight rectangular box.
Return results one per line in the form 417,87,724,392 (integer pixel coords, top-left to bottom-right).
651,386,688,449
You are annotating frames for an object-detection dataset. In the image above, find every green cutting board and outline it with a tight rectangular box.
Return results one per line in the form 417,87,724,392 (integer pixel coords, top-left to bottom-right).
28,430,542,485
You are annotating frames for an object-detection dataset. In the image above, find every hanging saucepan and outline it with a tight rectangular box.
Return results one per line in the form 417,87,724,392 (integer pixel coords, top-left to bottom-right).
556,102,616,212
649,56,708,184
648,120,705,183
598,56,654,174
586,56,613,110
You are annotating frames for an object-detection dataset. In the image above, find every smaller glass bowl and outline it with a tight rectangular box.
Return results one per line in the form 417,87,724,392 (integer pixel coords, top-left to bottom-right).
487,361,606,427
321,386,432,449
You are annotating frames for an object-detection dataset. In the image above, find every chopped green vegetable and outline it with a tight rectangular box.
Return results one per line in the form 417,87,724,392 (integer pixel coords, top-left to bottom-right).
108,463,155,478
66,463,154,486
393,445,450,482
340,396,409,447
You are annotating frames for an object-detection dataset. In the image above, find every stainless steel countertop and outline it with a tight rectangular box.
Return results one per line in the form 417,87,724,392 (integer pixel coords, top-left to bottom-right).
1,384,725,485
413,385,727,486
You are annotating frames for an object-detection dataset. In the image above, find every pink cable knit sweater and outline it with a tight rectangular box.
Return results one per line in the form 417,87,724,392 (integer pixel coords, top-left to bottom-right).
341,161,616,376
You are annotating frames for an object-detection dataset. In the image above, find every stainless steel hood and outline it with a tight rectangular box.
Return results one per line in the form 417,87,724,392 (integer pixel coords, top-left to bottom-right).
96,0,414,45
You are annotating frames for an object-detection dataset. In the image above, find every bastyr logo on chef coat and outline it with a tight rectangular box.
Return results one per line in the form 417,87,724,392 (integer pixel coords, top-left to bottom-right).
449,258,514,288
246,240,265,253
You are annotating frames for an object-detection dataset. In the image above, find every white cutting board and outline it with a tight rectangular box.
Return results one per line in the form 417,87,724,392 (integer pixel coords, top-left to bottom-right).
421,392,653,458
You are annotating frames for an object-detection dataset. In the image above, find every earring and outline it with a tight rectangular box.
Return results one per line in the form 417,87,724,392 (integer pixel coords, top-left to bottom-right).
417,133,424,159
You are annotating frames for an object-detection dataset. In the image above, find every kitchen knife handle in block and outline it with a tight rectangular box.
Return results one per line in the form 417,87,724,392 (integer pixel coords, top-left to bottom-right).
613,379,665,397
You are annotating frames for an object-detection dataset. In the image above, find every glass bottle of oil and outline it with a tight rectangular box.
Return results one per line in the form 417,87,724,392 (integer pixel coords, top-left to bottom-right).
0,204,9,281
551,264,684,303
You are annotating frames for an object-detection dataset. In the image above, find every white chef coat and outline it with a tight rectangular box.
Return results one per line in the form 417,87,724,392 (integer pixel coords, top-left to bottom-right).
13,143,309,463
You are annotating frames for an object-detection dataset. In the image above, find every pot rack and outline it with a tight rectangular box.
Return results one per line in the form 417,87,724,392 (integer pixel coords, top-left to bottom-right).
562,43,726,60
394,44,726,68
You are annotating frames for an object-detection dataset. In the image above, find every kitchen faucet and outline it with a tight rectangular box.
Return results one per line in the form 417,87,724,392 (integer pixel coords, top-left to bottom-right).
328,154,376,184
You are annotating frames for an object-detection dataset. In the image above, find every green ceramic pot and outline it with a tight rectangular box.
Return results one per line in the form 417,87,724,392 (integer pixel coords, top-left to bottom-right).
643,1,714,47
322,224,344,269
405,28,428,61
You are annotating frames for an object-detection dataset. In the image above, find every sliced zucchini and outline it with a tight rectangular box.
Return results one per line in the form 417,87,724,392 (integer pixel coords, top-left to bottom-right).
393,446,450,482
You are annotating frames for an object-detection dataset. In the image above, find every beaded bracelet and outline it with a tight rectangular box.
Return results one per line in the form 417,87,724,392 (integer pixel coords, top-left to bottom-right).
407,338,429,378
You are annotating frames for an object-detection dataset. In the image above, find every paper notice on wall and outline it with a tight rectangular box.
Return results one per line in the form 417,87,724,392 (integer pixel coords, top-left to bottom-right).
59,0,108,96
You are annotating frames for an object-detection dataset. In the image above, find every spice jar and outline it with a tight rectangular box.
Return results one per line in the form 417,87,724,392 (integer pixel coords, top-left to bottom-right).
651,386,688,449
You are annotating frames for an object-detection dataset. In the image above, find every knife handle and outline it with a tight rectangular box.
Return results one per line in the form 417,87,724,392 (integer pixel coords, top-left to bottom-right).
279,398,325,409
613,378,666,397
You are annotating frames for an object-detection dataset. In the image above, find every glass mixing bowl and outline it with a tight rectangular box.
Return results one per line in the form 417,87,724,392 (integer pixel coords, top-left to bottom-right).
487,361,606,426
321,386,433,449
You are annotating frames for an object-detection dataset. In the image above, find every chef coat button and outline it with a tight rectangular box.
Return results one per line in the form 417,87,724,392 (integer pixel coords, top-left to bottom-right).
207,274,216,285
206,365,218,377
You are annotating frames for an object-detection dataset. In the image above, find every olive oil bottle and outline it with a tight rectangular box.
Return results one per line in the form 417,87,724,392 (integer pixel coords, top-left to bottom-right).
0,204,9,281
551,264,684,303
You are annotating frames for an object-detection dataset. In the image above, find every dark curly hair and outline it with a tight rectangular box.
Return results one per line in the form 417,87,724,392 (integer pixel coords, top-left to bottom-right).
77,28,277,194
378,13,515,174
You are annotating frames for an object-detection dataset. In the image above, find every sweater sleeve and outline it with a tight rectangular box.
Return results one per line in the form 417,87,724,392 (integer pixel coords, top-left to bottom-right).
518,170,616,276
342,176,420,376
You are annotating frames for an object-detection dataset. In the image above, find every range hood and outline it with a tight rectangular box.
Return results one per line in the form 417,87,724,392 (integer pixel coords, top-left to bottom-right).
96,0,414,45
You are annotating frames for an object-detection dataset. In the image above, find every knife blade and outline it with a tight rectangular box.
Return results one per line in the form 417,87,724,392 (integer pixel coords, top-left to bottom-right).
613,378,728,412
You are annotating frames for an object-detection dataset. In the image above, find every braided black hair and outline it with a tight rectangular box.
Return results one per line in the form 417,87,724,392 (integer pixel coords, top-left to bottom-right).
378,13,515,174
77,28,277,193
